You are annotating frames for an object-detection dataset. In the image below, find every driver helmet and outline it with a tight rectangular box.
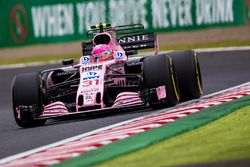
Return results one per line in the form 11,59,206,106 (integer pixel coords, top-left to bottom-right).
92,44,112,61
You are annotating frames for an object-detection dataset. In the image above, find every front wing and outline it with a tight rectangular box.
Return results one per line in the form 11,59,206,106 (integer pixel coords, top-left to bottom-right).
36,102,147,120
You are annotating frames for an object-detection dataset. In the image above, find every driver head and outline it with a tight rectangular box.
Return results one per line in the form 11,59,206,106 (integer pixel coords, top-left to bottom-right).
92,44,112,61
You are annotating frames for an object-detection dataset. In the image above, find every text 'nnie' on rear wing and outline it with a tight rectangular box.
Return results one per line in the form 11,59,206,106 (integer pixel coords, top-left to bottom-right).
81,32,159,56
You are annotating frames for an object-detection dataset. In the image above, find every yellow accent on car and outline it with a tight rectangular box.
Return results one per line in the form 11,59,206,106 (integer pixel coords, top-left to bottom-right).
95,24,99,29
169,58,180,101
102,23,107,28
194,52,203,96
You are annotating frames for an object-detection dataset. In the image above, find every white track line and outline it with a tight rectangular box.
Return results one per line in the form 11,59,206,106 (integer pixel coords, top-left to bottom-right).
0,82,249,164
154,82,250,115
0,46,250,70
201,82,250,98
0,117,144,164
195,46,250,53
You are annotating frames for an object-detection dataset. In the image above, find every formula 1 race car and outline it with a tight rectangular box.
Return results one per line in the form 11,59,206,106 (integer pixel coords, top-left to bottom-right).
12,23,203,128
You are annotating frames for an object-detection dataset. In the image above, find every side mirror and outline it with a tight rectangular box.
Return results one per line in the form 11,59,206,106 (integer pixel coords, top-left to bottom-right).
62,59,74,66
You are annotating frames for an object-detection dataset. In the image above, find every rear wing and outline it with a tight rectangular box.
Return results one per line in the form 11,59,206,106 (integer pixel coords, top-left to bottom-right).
81,32,159,56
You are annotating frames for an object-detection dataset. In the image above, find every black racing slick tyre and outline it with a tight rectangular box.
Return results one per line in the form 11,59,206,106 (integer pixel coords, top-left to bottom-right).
143,54,180,108
168,50,203,101
12,73,46,128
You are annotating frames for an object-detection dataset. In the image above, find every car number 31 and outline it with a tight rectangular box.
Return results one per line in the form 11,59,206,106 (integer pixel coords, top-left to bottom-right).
82,79,100,86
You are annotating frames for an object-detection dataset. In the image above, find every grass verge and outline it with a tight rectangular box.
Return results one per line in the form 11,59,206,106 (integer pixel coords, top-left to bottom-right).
95,106,250,167
159,39,250,51
0,53,80,66
1,39,250,66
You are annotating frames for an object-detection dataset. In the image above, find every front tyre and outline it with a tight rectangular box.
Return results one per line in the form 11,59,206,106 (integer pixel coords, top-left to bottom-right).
168,50,203,101
143,54,179,108
12,73,46,128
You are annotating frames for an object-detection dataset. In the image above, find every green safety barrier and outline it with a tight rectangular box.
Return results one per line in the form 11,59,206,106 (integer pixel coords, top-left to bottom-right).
247,0,250,20
0,0,246,48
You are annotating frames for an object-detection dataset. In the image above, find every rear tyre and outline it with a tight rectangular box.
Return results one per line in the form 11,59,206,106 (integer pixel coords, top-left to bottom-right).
168,50,203,101
143,54,179,108
12,73,46,128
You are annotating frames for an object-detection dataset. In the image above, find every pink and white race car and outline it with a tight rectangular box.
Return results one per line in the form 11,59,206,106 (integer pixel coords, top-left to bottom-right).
12,23,203,127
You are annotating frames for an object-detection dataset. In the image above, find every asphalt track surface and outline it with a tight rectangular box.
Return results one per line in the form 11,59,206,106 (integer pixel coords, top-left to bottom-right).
0,50,249,159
